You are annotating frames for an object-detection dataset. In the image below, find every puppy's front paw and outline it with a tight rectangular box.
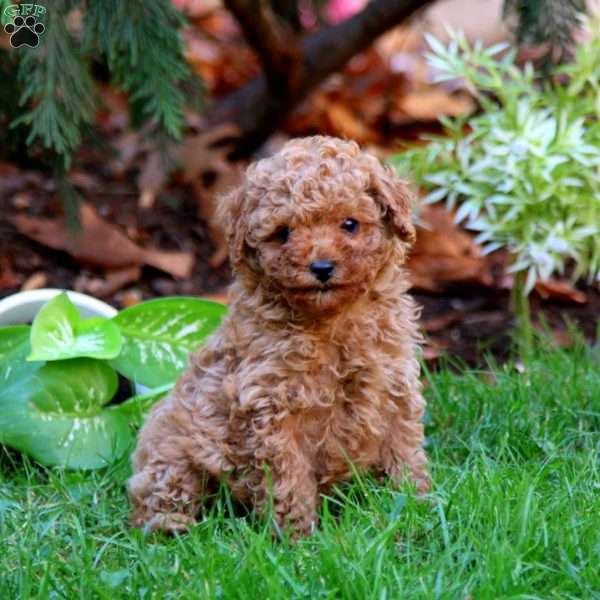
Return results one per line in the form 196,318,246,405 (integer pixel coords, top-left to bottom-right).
386,464,430,495
134,512,196,536
273,510,318,540
414,473,430,495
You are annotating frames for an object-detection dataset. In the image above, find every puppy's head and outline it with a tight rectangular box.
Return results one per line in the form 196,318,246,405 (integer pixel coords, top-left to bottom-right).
219,136,415,316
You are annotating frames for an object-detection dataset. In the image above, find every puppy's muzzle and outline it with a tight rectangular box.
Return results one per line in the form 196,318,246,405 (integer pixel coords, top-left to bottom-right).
309,260,336,283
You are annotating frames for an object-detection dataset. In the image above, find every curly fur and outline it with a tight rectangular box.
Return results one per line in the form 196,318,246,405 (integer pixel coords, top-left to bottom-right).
129,136,429,536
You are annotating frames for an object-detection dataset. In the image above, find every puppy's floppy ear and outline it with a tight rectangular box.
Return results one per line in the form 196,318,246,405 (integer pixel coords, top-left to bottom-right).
370,166,416,245
217,183,250,270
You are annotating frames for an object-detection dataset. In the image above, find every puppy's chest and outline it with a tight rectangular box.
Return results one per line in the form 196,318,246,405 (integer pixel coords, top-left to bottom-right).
298,344,380,406
294,398,388,480
293,347,395,467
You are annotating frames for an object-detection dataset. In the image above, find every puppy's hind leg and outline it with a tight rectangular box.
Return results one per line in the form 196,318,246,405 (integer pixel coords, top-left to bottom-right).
128,398,227,534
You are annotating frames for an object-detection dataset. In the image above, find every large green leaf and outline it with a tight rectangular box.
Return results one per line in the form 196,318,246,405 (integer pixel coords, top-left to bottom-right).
0,354,131,470
0,325,41,388
109,384,172,427
110,297,226,387
28,293,122,362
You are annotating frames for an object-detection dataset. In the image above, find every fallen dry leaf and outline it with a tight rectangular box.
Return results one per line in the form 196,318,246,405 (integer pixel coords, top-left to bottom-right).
183,13,259,96
116,289,143,308
316,96,379,144
175,124,241,181
11,192,33,210
407,206,495,291
285,49,393,146
172,0,220,17
0,161,24,197
535,279,587,304
21,272,48,291
176,125,244,267
69,170,99,191
11,203,194,279
392,90,475,124
143,246,194,278
202,290,229,305
75,266,142,299
109,131,143,177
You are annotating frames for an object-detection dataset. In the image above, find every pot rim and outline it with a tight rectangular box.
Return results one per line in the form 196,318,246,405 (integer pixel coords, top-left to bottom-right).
0,289,150,394
0,288,117,325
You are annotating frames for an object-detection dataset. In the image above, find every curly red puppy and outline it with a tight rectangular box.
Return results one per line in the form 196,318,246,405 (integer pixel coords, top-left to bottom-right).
129,136,428,536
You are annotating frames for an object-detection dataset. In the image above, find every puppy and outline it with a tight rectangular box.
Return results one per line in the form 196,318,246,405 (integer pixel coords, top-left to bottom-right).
129,136,428,536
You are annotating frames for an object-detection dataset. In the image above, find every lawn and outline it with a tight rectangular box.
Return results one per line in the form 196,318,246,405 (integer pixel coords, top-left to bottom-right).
1,342,599,599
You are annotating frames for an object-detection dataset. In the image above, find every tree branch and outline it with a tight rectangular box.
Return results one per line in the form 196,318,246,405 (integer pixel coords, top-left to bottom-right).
210,0,435,158
271,0,301,31
223,0,303,92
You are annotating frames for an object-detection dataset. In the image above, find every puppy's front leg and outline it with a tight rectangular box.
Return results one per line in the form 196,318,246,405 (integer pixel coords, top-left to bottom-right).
380,391,429,494
253,413,318,537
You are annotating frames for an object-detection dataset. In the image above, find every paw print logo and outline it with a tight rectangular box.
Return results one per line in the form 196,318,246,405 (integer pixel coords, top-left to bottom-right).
5,15,45,48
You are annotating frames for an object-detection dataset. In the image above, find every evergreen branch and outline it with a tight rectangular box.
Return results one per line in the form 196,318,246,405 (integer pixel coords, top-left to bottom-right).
12,0,95,168
84,0,202,142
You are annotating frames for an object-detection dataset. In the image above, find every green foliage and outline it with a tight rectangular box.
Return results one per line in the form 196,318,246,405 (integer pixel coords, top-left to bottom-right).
1,343,598,597
0,326,41,394
3,0,202,169
0,294,226,469
393,25,600,294
0,352,130,470
111,384,174,428
84,0,198,141
111,297,228,388
12,1,96,167
28,293,122,362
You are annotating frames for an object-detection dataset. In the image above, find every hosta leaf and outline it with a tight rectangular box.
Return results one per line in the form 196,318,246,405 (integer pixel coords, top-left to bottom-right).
28,293,122,362
110,297,227,387
0,326,41,389
0,358,131,469
109,384,173,427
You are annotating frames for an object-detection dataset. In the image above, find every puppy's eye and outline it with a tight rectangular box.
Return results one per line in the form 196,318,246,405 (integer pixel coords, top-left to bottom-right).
270,226,290,244
341,218,359,234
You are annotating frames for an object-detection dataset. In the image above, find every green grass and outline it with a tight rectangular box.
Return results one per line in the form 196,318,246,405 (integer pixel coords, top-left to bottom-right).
1,342,599,599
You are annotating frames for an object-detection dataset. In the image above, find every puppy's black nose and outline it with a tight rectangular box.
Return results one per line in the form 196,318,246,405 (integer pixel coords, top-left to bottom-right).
309,260,335,283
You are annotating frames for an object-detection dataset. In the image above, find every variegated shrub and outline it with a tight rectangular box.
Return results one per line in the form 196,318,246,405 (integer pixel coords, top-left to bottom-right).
393,23,600,350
